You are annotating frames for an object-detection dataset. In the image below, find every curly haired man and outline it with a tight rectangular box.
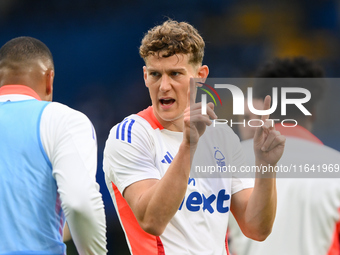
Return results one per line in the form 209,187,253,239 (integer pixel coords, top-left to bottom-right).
103,20,285,255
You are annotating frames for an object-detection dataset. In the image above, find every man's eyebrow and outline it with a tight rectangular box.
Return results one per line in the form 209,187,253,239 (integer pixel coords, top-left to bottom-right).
146,67,158,72
146,67,187,72
169,68,186,72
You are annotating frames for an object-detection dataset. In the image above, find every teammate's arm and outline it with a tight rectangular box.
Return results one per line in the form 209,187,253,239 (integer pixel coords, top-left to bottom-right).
231,96,285,241
41,104,107,254
123,79,216,236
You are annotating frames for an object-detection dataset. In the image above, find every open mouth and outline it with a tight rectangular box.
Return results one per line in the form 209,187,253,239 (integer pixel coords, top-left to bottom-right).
160,98,175,106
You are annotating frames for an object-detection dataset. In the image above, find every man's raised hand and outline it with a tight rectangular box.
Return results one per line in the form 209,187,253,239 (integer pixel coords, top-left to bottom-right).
183,78,217,146
253,95,286,166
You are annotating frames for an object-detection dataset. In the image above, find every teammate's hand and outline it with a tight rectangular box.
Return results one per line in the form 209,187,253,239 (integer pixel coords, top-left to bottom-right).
183,78,217,146
253,95,286,166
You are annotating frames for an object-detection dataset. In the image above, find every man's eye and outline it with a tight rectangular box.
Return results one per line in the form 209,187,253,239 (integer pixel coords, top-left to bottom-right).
171,72,180,76
150,72,160,77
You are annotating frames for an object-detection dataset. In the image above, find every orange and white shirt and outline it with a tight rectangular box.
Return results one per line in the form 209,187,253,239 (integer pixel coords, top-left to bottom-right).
103,106,254,255
228,124,340,255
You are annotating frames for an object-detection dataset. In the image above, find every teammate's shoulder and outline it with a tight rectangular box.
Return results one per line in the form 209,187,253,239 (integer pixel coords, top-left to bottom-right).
44,101,72,112
296,138,340,157
43,102,91,123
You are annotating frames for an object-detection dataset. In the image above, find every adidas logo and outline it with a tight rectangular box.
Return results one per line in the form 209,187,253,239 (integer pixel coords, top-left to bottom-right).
161,151,173,164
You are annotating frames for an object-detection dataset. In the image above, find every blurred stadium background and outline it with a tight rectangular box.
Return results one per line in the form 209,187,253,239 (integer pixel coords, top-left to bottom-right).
0,0,339,254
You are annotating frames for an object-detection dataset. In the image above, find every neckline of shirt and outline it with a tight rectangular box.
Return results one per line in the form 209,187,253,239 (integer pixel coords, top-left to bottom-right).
0,85,41,100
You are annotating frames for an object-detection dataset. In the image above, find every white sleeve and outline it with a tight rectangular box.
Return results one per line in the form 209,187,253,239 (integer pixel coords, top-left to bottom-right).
103,117,161,195
229,130,254,195
40,102,107,255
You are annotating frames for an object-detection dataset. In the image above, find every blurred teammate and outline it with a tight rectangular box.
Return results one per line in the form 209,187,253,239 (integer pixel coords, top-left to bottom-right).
228,57,340,255
0,37,107,255
103,19,285,254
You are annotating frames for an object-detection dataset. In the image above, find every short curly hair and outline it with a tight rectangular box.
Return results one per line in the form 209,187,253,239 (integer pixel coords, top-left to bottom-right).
139,19,205,66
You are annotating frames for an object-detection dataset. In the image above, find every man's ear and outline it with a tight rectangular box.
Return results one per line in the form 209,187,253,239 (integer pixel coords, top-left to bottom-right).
143,66,149,87
45,69,54,101
197,65,209,83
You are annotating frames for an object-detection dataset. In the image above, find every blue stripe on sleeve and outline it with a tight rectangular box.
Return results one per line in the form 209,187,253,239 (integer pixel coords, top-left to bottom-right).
127,119,135,143
167,151,173,160
164,155,171,164
121,119,129,141
116,122,122,140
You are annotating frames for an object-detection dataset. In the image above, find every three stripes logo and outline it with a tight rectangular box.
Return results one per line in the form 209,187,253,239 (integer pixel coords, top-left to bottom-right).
161,151,173,164
196,82,222,106
116,118,135,143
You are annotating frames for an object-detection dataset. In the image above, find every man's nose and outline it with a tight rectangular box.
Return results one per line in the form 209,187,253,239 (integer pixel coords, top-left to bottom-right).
159,75,171,92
